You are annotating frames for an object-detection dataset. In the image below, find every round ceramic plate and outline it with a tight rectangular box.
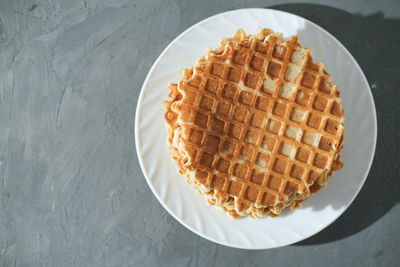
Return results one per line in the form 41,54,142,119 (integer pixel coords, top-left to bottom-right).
135,8,377,249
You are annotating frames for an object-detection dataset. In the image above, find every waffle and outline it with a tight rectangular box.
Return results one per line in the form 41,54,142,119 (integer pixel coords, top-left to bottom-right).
163,29,344,218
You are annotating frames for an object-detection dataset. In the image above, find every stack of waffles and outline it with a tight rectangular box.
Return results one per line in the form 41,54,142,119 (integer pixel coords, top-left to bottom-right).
163,29,344,218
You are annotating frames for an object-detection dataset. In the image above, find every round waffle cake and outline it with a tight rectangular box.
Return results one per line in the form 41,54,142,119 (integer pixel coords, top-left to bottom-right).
163,29,344,218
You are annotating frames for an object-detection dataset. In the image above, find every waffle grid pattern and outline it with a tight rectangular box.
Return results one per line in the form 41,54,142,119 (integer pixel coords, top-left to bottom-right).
167,30,344,217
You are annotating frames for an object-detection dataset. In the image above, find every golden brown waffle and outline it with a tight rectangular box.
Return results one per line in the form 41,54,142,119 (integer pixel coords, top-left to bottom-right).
163,29,344,218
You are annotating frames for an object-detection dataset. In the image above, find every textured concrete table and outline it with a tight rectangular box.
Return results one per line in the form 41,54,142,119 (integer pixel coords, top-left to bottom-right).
0,0,399,266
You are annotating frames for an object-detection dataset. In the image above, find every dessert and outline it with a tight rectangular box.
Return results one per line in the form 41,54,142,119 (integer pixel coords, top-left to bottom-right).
163,29,344,218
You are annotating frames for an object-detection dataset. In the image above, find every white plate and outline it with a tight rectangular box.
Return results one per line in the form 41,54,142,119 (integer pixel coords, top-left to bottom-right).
135,8,377,249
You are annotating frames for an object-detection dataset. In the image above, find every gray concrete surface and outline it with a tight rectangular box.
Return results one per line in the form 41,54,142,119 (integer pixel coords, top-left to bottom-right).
0,0,399,266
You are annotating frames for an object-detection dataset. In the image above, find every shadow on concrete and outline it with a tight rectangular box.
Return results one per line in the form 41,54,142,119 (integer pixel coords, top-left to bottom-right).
267,3,400,245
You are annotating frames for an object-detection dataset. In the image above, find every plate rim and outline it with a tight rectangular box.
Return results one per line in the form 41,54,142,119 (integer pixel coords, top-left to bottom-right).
135,8,378,249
